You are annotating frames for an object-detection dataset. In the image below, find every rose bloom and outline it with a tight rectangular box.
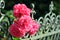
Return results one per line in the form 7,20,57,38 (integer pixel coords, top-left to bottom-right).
17,15,33,32
28,20,40,36
9,24,25,38
13,4,32,18
9,15,33,38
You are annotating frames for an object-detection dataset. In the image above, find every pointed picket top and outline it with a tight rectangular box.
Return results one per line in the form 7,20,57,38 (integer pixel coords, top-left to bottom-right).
0,0,5,9
0,0,5,22
49,1,54,13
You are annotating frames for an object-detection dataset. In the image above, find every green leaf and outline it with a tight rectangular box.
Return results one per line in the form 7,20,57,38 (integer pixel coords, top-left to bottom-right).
12,37,21,40
6,10,14,18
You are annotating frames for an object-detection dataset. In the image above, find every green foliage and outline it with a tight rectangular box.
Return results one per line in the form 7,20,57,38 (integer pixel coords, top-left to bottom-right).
12,37,21,40
0,10,14,40
6,10,14,18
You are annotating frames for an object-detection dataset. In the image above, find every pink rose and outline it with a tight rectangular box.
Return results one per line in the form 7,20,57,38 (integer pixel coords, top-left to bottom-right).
9,24,25,38
9,3,40,37
28,20,40,36
17,15,33,32
9,15,34,38
13,4,32,18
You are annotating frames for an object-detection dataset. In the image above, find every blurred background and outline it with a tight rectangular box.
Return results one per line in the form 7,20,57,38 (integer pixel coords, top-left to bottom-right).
3,0,60,19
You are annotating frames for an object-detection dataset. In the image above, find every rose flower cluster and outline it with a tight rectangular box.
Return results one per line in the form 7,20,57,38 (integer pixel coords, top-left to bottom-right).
9,4,40,38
